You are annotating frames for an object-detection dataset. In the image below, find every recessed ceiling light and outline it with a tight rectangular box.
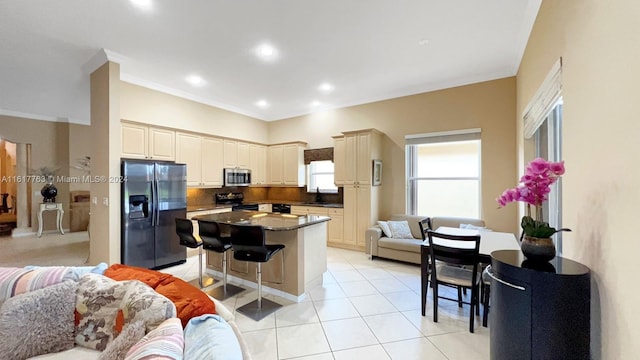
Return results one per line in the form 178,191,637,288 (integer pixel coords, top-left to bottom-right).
185,75,205,87
311,101,321,107
130,0,152,10
256,100,270,108
418,38,430,46
318,83,334,93
255,43,278,61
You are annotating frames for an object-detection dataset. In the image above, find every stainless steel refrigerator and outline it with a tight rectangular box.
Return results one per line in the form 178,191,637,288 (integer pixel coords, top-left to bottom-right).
121,159,187,269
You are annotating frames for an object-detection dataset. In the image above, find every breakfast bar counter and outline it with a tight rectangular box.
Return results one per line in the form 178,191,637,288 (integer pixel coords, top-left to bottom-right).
193,211,330,300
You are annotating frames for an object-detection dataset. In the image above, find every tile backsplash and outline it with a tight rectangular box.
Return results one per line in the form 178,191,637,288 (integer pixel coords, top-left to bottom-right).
187,186,342,206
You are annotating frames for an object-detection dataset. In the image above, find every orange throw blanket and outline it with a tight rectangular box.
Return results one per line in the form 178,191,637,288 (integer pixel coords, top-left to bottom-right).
104,264,216,327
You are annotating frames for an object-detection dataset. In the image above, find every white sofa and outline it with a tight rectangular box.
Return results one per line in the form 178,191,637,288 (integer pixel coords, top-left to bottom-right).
366,215,486,264
29,296,251,360
0,265,251,360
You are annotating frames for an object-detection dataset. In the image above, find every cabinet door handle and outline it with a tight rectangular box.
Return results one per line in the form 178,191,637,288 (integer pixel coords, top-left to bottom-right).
485,265,526,291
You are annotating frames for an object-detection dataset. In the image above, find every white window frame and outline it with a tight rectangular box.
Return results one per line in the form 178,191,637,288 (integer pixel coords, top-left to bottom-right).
307,160,338,193
405,129,482,217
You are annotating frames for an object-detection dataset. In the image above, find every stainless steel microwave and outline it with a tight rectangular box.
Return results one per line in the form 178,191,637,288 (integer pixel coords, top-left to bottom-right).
223,168,251,187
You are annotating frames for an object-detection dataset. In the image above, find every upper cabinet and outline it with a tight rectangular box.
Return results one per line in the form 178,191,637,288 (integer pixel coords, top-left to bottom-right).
267,142,306,186
333,129,382,186
250,144,267,185
121,122,175,161
224,139,251,169
176,132,223,187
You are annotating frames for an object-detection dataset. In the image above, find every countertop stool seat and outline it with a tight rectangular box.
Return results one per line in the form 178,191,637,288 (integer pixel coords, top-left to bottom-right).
197,220,245,300
229,224,285,321
175,218,216,290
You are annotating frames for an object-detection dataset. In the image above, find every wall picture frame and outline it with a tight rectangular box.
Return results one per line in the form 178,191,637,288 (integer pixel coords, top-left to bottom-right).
372,159,382,186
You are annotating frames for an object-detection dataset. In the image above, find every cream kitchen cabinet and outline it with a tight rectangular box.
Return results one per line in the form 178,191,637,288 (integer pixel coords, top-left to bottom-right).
327,208,344,246
337,129,382,185
121,122,175,161
333,129,382,251
268,142,306,186
343,184,374,249
250,144,267,185
223,139,250,169
176,132,223,187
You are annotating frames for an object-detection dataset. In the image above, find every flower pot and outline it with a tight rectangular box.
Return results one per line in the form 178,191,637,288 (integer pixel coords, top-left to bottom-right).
521,235,556,262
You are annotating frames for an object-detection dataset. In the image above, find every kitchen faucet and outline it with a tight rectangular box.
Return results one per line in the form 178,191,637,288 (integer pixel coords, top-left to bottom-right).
315,187,323,203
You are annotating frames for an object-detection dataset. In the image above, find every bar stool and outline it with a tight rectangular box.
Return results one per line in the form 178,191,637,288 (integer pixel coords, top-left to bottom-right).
175,218,215,289
197,220,245,300
229,224,285,321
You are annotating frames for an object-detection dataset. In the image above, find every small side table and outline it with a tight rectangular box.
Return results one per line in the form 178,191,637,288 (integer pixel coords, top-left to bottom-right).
38,203,64,237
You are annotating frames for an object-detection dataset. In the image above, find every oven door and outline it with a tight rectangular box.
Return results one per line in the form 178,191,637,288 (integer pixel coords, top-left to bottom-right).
224,168,251,187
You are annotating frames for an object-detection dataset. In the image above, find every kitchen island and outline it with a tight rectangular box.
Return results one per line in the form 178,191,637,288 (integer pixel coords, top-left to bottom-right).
193,211,330,301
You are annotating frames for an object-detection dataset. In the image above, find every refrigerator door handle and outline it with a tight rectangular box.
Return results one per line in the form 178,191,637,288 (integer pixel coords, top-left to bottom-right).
151,176,158,226
486,265,526,291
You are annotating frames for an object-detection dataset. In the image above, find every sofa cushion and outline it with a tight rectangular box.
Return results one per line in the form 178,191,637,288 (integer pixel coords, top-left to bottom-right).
431,216,485,230
378,237,422,253
0,280,78,360
376,221,392,237
124,318,184,360
0,266,76,306
387,220,414,239
184,314,242,360
75,274,176,351
105,264,216,327
389,214,426,239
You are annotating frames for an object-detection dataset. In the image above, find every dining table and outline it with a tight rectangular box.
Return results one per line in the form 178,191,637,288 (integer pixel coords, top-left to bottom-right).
425,226,521,263
420,226,521,317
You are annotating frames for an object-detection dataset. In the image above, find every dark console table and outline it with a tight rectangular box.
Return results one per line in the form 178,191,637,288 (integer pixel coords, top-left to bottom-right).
488,250,590,360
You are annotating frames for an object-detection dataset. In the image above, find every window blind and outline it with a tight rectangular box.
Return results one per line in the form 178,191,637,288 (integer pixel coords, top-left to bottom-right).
523,58,563,139
405,128,481,145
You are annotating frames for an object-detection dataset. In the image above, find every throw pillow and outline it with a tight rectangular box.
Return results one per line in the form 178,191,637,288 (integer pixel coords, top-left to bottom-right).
388,220,413,239
125,318,184,360
75,273,177,351
75,273,130,351
183,314,242,360
460,224,492,231
105,264,216,327
0,280,78,360
0,266,74,305
99,320,146,360
377,221,392,237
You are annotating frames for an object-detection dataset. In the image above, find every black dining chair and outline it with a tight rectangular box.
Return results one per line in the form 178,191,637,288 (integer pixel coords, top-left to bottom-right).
175,218,215,289
197,220,245,300
420,218,465,315
229,224,285,321
425,229,482,333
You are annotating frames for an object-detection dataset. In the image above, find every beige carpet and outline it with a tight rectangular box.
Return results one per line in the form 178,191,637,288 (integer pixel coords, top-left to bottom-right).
0,231,90,267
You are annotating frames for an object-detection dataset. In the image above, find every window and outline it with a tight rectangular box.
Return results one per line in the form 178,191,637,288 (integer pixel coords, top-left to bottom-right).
406,130,481,218
307,160,338,193
535,100,564,253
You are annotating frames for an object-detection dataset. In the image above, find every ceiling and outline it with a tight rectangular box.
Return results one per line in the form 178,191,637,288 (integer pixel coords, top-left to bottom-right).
0,0,541,124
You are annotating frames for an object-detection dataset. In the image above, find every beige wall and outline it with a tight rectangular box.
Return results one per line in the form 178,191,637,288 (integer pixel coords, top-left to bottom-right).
68,123,92,191
270,78,518,232
0,115,72,230
516,1,640,358
120,82,268,143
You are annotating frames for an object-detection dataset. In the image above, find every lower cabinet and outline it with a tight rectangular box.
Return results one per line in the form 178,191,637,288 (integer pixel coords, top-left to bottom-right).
327,208,344,246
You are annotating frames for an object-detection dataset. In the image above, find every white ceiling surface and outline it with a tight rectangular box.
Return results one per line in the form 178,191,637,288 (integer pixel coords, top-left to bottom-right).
0,0,541,124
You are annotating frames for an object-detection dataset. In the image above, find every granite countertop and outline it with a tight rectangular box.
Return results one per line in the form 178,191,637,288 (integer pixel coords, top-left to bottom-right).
186,204,233,212
193,211,330,231
254,200,344,208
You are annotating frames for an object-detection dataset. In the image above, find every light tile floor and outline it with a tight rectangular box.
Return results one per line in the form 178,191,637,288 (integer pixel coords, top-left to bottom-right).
162,247,490,360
